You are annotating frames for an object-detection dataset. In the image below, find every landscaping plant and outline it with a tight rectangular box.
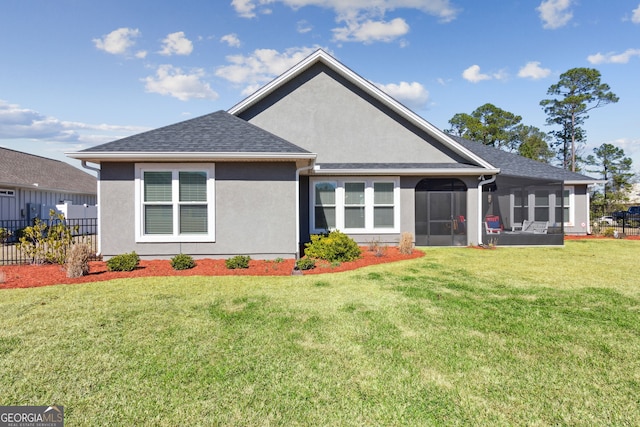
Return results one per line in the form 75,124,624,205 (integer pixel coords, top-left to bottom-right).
18,210,78,265
304,230,361,262
65,243,93,278
225,255,251,269
106,252,140,272
170,254,196,270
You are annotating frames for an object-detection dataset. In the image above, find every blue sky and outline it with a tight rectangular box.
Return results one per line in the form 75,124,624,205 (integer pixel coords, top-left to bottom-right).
1,0,639,175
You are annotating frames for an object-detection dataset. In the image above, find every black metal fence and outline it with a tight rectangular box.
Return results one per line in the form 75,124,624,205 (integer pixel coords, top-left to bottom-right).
592,212,640,236
0,218,98,265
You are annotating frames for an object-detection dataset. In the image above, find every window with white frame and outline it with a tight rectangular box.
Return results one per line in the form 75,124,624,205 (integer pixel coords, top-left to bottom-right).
135,164,215,242
311,178,399,233
0,189,15,197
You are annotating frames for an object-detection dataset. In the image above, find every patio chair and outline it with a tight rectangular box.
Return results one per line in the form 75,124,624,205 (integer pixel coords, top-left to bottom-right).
484,215,502,234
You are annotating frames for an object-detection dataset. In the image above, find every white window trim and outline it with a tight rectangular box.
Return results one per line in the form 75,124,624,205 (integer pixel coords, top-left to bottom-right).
559,186,575,227
0,188,15,197
135,163,215,243
310,177,400,234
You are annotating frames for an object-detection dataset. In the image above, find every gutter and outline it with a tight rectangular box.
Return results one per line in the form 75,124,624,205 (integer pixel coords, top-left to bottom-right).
477,175,496,246
80,161,101,256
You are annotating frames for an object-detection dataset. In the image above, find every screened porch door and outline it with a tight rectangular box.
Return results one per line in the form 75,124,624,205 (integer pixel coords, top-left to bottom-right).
415,179,467,246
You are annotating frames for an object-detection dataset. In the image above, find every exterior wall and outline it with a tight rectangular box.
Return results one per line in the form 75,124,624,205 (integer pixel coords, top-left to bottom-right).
239,63,467,165
99,162,298,259
0,187,96,222
299,175,481,248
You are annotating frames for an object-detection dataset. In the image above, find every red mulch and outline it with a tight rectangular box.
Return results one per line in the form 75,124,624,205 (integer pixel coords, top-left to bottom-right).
0,247,424,290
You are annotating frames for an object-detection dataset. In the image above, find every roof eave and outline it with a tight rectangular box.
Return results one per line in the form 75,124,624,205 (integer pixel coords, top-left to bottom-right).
311,167,500,176
66,151,317,163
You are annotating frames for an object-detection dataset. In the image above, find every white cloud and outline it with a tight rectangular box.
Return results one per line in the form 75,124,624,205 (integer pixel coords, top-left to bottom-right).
232,1,459,44
633,4,640,24
297,20,313,34
215,46,323,90
0,100,147,146
221,33,241,47
143,65,219,101
518,61,551,79
587,48,640,64
333,17,410,43
93,27,143,56
462,65,491,83
537,0,573,29
159,32,193,56
231,0,460,22
375,81,429,109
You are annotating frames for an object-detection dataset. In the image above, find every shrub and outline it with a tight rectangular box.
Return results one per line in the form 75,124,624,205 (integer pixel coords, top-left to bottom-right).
398,232,414,255
602,227,615,238
225,255,251,269
66,243,93,278
304,230,361,262
171,253,196,270
106,252,140,272
295,257,316,271
0,227,11,243
18,210,79,265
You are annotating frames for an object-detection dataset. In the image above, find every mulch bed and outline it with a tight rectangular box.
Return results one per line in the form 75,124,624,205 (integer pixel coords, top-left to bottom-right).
0,247,424,290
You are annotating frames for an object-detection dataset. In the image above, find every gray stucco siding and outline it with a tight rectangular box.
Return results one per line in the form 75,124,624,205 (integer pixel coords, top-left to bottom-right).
99,162,299,259
240,64,467,165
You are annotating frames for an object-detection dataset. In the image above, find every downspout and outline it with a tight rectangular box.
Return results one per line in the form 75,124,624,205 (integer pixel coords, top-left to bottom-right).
295,163,315,259
81,161,101,256
477,175,496,246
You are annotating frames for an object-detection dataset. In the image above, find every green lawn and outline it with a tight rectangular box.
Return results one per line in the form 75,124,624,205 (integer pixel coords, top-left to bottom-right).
1,240,639,425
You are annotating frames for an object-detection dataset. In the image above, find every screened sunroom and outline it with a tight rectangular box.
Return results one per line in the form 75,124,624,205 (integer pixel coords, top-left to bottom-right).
482,175,566,246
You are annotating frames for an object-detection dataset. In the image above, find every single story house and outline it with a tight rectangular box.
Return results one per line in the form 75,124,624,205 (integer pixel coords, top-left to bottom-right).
67,49,599,259
0,147,97,223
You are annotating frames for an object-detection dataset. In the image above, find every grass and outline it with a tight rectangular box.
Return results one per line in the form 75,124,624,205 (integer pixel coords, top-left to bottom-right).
1,240,639,425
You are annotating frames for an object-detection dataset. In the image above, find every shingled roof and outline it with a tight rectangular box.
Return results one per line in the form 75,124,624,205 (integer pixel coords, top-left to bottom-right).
449,135,600,183
0,147,96,194
82,110,311,154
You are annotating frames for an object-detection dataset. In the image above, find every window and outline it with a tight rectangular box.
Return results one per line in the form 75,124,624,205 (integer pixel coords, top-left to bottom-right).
513,190,528,223
555,187,574,225
312,178,399,233
314,182,337,230
135,164,215,242
0,189,15,197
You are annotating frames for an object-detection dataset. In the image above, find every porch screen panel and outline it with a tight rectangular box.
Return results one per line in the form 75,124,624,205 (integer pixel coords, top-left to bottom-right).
514,190,528,223
534,191,549,221
373,182,394,228
345,182,365,228
315,182,336,229
144,171,173,234
555,189,570,223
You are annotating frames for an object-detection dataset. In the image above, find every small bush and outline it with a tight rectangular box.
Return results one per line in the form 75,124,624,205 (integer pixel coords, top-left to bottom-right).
225,255,251,269
602,227,615,238
106,252,140,272
65,243,93,278
398,232,414,255
304,231,361,262
171,253,196,270
0,227,11,243
295,258,316,271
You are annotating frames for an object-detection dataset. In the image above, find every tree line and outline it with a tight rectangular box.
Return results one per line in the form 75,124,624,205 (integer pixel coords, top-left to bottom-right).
446,67,634,211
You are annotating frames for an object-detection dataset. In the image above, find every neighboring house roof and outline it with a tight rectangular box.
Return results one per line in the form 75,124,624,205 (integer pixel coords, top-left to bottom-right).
229,49,498,173
449,135,601,184
71,110,315,163
0,147,96,194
